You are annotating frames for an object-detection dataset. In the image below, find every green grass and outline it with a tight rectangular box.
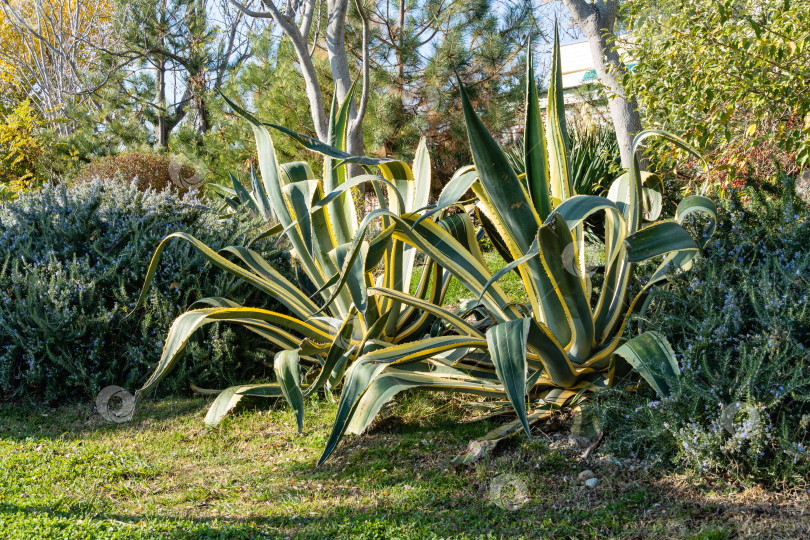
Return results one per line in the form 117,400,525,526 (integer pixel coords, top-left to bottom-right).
410,249,529,307
2,394,806,539
411,245,606,308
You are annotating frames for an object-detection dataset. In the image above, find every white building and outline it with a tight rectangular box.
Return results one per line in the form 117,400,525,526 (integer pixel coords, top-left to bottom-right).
542,39,635,110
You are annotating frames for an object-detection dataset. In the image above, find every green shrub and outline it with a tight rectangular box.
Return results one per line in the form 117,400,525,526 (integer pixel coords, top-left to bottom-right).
594,176,810,487
0,178,293,404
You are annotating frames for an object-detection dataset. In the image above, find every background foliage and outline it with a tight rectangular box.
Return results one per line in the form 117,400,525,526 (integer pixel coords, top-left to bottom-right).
621,0,810,187
0,101,47,197
0,178,292,403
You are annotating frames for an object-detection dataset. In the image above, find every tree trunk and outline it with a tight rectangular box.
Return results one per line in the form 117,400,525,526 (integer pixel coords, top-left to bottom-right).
229,0,368,157
155,58,169,152
562,0,643,168
326,0,364,157
326,0,365,186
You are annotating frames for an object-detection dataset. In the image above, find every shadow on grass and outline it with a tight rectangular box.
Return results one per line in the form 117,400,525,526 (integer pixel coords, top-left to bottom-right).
0,495,633,539
0,397,218,443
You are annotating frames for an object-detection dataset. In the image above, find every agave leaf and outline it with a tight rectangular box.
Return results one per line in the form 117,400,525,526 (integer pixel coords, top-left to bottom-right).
317,174,405,215
394,213,518,321
221,93,325,287
218,245,323,319
135,307,334,399
266,174,404,248
248,165,273,218
613,331,679,397
537,213,594,361
525,319,578,387
391,262,451,342
376,159,414,216
364,335,487,368
412,138,432,213
344,369,505,435
476,236,540,306
457,77,540,254
675,195,717,247
318,339,485,465
204,384,284,427
137,233,325,322
246,222,285,247
268,121,395,167
208,183,237,197
632,196,718,291
625,221,699,263
607,170,663,222
546,26,573,202
400,138,432,303
304,310,358,397
475,205,514,264
188,296,243,310
274,349,305,433
412,167,477,229
626,130,706,233
436,212,487,267
328,241,369,315
280,161,317,184
381,237,406,336
317,360,387,465
487,319,532,438
282,179,320,256
550,195,627,277
365,224,395,272
315,207,516,322
356,309,391,354
524,46,552,220
369,286,483,338
229,172,261,216
332,83,361,237
325,348,355,395
186,299,314,353
307,182,342,278
334,81,357,153
458,74,569,344
641,172,664,221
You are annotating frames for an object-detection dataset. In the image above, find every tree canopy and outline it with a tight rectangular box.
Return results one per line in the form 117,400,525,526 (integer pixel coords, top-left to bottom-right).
621,0,810,178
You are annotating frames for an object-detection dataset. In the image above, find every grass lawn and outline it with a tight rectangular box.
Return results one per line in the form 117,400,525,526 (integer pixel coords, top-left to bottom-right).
1,394,808,539
410,249,530,307
415,242,606,308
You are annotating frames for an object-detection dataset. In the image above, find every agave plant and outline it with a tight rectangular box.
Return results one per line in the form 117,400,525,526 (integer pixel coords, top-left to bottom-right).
134,29,716,466
208,166,275,220
133,86,492,437
288,29,717,463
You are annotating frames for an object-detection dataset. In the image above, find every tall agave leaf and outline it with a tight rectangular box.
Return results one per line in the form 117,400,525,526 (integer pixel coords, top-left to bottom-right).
524,47,552,221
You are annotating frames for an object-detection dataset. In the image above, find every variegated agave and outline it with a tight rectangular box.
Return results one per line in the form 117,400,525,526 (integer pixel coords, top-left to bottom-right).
134,30,716,466
133,85,488,448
